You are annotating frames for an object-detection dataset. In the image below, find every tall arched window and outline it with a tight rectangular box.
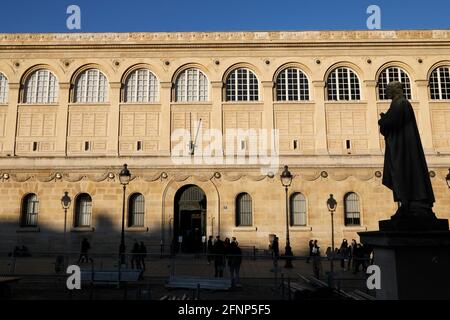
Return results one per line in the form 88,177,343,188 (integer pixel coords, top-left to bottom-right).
128,193,145,227
74,69,108,103
344,192,361,226
175,68,208,102
378,67,412,100
0,72,8,104
74,193,92,227
124,69,159,102
290,193,307,226
23,69,58,103
226,68,259,101
276,68,309,101
429,66,450,100
21,194,39,227
327,67,360,101
236,193,252,226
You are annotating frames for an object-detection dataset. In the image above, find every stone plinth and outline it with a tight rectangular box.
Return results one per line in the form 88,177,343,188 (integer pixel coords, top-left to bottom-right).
359,229,450,300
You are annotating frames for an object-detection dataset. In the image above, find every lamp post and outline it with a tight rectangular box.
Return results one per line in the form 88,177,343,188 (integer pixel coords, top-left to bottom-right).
327,194,337,286
61,191,72,268
280,165,293,268
119,164,131,265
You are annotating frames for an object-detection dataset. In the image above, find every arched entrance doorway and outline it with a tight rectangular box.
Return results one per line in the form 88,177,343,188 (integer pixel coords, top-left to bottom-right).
174,184,207,253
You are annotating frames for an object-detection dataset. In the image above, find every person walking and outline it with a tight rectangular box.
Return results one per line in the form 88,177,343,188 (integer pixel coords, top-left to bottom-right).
312,241,322,279
131,240,140,269
207,236,213,265
213,236,225,278
339,239,349,271
229,240,242,287
77,238,91,264
139,241,147,270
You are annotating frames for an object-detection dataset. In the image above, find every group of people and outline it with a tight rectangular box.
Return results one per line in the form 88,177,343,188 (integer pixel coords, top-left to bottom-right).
306,239,374,278
130,240,147,270
207,235,242,287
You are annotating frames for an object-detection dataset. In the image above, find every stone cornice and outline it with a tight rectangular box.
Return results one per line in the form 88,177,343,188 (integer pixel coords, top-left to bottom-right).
1,30,450,50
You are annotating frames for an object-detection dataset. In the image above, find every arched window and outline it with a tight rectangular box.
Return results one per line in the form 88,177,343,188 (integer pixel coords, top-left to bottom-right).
236,193,252,226
21,194,39,227
429,66,450,100
124,69,159,102
276,68,309,101
378,67,412,100
23,69,58,103
74,69,108,103
128,193,145,227
74,193,92,227
226,68,259,101
290,193,306,226
0,72,8,104
175,68,208,102
344,192,360,226
327,67,360,101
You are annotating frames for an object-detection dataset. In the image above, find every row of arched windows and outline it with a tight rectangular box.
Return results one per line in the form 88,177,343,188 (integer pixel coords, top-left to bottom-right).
20,193,145,228
235,192,361,227
19,191,361,229
1,64,450,105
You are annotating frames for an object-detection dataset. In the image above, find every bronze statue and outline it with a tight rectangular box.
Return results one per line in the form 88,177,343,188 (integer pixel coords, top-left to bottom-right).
379,81,435,220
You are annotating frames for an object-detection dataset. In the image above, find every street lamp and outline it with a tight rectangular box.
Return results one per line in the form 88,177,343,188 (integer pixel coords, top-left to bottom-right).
445,169,450,188
280,165,293,268
327,194,337,285
119,163,131,265
61,191,72,268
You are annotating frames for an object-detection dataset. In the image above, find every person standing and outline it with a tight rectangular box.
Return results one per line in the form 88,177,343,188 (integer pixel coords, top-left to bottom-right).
131,240,140,269
339,239,349,271
78,238,91,264
213,236,225,278
312,241,322,279
229,241,242,287
207,236,213,265
139,241,147,270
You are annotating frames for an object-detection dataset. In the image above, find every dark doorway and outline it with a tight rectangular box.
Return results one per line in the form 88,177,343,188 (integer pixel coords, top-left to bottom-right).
173,185,207,253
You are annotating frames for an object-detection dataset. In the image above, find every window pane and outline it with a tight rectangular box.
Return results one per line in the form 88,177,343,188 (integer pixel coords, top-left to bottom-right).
24,70,58,104
125,69,158,103
0,73,8,104
344,193,360,226
327,67,360,101
276,68,309,101
290,193,306,226
129,193,145,227
22,194,38,227
75,69,108,103
430,66,450,100
76,194,92,227
378,67,412,100
226,68,259,101
175,68,208,102
236,193,252,226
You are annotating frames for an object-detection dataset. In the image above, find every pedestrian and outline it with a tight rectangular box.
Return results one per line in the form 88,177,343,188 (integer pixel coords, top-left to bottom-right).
272,236,279,258
77,238,91,264
339,239,349,271
224,237,231,274
139,241,147,270
349,239,357,270
213,235,225,277
306,240,314,263
312,241,322,279
207,236,213,264
229,240,242,287
353,243,364,274
131,240,141,269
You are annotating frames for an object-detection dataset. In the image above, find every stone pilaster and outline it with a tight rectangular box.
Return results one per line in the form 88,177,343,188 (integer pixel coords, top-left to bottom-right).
312,81,328,155
365,80,382,154
416,79,435,154
159,81,172,155
106,82,121,156
4,82,20,155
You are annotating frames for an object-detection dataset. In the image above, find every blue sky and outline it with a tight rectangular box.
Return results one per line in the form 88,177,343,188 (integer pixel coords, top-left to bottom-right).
0,0,449,33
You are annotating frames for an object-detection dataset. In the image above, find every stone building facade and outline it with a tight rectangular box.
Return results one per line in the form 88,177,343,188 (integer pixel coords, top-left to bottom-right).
0,30,450,255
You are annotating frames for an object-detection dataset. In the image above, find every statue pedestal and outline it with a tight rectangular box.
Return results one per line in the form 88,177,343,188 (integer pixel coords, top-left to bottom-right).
359,227,450,300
